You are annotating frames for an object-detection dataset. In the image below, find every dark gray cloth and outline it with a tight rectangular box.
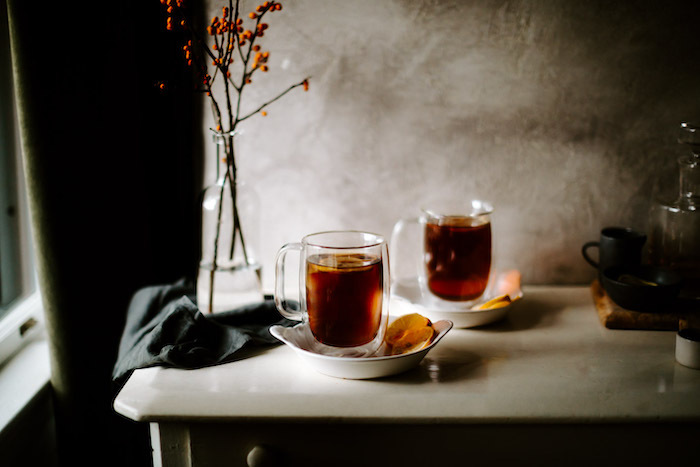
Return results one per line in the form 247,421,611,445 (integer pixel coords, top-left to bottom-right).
112,281,294,381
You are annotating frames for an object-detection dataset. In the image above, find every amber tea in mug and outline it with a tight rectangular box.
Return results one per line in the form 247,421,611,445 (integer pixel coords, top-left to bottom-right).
391,200,493,303
275,231,390,357
425,216,492,301
306,253,383,347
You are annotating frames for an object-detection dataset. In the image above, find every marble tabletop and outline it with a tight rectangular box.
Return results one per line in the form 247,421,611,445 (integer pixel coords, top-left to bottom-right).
114,286,700,424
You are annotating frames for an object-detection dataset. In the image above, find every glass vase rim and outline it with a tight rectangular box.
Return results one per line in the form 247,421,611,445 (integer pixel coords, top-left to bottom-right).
301,230,386,249
210,128,243,136
210,128,243,144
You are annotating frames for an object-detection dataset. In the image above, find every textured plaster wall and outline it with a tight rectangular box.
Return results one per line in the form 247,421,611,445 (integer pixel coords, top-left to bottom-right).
202,0,700,289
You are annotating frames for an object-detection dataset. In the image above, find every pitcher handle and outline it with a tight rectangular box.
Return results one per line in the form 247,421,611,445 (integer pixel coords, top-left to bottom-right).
390,217,422,285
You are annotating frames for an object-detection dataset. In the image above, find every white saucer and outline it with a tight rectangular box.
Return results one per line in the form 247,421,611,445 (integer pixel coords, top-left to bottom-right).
390,271,523,328
269,320,453,379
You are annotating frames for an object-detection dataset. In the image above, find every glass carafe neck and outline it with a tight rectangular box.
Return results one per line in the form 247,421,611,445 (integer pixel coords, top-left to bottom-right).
678,123,700,209
678,155,700,209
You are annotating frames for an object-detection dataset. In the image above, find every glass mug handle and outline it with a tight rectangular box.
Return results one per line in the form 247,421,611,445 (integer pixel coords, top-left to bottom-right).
390,217,422,285
274,242,304,321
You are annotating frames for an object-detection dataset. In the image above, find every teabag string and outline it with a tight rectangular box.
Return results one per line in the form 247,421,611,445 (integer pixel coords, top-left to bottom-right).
111,279,295,382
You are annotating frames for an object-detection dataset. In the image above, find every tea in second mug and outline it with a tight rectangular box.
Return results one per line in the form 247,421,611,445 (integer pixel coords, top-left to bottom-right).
391,200,494,303
274,231,390,357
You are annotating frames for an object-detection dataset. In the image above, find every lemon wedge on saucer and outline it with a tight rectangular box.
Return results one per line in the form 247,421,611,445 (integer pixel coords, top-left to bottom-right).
385,313,436,356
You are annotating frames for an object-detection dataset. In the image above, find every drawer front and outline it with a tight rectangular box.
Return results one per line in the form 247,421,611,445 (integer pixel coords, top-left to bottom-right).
154,421,700,467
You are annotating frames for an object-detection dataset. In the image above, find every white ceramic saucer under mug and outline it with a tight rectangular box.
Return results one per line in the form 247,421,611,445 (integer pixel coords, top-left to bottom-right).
390,270,523,328
270,320,453,379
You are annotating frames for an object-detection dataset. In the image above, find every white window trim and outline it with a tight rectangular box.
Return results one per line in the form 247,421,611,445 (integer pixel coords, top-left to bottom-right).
1,0,41,364
0,0,51,439
0,290,50,435
0,291,45,366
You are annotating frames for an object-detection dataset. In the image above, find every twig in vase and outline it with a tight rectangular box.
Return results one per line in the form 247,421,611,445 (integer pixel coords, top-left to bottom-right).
161,0,310,313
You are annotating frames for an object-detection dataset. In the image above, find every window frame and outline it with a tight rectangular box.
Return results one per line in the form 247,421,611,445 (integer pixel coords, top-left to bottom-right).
0,0,43,366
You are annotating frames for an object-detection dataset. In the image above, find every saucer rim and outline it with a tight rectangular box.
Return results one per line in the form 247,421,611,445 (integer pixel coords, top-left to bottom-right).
270,319,453,362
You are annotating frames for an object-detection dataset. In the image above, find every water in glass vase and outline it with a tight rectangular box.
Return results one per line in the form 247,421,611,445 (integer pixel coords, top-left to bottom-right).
197,261,263,312
196,174,263,313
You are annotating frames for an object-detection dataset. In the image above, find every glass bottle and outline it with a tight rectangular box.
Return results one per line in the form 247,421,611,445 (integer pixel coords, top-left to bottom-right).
196,131,263,313
648,122,700,302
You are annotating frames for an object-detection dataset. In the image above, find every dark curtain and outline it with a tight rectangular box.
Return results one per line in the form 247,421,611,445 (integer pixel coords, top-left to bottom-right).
7,1,203,466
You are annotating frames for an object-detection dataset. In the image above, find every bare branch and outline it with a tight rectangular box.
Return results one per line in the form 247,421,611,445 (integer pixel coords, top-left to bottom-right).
237,77,311,124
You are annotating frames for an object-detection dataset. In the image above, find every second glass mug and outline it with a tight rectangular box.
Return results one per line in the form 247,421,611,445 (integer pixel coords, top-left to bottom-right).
391,200,494,305
274,231,390,357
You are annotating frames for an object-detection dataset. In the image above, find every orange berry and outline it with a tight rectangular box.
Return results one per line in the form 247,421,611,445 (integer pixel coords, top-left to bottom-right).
262,51,269,58
261,111,267,116
212,44,218,50
261,65,268,72
216,125,222,131
245,78,252,84
249,12,257,19
252,45,261,51
303,79,309,91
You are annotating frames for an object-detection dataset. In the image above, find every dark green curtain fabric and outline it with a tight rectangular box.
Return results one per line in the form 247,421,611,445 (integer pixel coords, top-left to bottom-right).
7,1,202,466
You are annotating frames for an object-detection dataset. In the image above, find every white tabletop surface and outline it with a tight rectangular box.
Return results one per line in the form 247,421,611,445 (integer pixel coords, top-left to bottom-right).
113,286,700,424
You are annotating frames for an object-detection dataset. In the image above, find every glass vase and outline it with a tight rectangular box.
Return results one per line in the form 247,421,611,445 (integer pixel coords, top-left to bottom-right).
196,131,263,313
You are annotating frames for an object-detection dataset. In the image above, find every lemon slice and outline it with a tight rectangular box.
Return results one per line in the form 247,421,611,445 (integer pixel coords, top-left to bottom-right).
385,313,436,355
617,274,658,287
473,294,512,310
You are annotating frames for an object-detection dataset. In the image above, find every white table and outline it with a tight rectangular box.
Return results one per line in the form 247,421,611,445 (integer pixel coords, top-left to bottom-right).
114,286,700,467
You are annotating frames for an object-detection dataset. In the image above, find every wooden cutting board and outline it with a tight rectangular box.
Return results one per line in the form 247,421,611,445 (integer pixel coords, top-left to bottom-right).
591,279,688,331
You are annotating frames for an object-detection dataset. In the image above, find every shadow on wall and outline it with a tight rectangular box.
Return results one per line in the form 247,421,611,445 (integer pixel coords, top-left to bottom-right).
222,0,700,287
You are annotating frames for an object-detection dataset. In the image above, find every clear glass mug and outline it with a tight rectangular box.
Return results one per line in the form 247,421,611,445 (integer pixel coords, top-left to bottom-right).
391,201,493,306
274,231,390,357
